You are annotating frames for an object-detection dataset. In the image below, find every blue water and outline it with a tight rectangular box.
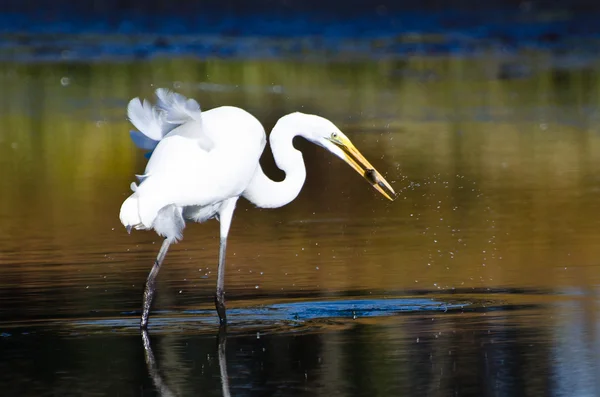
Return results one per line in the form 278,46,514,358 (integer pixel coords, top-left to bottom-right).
2,1,600,62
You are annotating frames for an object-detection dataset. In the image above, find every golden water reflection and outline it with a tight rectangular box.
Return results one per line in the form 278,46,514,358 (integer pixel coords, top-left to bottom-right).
0,55,600,320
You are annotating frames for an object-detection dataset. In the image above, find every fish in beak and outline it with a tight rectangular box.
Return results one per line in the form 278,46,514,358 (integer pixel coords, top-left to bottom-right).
328,134,397,201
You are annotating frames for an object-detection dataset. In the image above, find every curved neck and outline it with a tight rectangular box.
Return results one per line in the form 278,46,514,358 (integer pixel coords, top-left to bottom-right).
242,116,307,209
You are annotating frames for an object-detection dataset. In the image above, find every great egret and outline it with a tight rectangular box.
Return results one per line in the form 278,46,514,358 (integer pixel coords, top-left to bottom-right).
119,88,396,329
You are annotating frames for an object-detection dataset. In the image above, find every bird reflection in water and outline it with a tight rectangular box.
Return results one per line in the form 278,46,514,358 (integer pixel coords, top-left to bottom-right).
141,327,231,397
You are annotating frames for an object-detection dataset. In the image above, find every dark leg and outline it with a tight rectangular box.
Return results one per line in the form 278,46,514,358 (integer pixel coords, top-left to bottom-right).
215,237,228,325
214,198,238,325
141,238,171,329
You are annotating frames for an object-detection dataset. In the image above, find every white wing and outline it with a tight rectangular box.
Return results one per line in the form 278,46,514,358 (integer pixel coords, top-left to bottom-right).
155,88,202,124
127,98,170,141
121,101,267,231
127,88,211,152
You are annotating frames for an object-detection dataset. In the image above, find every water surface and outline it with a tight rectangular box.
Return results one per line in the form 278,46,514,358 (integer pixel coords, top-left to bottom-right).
1,51,600,396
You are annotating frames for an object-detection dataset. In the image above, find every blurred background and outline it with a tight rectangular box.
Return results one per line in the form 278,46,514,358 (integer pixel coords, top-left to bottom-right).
1,1,600,396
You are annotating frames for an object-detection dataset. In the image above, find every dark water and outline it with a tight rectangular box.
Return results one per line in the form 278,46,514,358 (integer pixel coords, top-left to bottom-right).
2,29,600,395
2,295,598,396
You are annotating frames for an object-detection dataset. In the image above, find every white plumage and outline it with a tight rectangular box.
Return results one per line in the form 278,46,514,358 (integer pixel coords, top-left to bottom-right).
119,88,396,328
120,99,264,240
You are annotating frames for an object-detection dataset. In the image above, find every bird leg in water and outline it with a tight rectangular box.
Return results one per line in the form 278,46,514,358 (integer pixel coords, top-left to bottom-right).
215,237,227,324
215,197,237,325
141,238,171,329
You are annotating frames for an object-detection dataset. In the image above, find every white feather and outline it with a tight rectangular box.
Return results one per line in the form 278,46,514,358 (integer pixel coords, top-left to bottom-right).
119,194,143,230
162,121,215,152
127,98,166,141
127,89,205,153
155,88,202,124
153,204,185,241
120,106,266,238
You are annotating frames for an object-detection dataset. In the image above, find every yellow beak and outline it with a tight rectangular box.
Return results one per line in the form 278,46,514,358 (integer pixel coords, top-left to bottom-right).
329,136,397,201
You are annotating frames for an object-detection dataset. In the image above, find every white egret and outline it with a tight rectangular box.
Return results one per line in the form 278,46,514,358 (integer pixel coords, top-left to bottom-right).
119,89,396,329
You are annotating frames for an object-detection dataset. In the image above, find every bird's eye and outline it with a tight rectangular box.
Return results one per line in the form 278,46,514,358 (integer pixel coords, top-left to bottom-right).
331,132,338,139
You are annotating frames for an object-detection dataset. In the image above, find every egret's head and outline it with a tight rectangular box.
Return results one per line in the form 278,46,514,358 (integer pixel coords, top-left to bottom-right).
298,114,397,201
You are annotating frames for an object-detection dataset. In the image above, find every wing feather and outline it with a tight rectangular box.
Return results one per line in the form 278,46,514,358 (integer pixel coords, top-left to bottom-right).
127,98,166,141
127,89,207,151
155,88,202,124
